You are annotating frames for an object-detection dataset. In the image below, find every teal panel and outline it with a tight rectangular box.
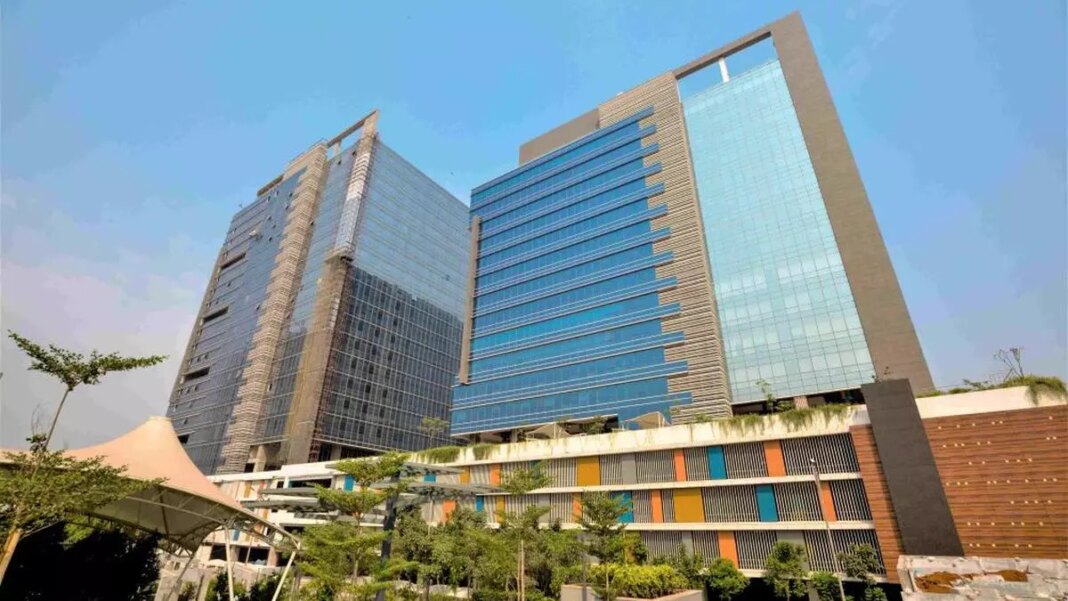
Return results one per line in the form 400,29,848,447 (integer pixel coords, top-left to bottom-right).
476,496,485,513
424,473,437,482
612,491,634,523
756,484,778,522
707,446,727,480
344,475,354,491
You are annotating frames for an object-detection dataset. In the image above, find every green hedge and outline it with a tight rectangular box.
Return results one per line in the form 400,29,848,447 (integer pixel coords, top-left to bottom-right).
589,564,688,599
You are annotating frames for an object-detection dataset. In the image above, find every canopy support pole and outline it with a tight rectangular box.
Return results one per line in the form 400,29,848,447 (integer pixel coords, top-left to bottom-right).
271,539,302,601
163,551,197,601
224,522,236,601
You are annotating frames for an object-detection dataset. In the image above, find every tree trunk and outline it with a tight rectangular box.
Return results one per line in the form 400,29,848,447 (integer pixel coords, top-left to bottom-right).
0,528,22,583
518,538,525,601
0,388,71,584
44,389,72,450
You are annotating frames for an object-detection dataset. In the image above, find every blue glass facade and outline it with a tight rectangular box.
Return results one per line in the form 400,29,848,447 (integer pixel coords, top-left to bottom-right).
451,108,691,436
682,55,875,403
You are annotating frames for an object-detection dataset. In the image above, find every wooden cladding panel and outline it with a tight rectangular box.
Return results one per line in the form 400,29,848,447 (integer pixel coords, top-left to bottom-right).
850,425,903,583
924,405,1068,559
598,75,730,418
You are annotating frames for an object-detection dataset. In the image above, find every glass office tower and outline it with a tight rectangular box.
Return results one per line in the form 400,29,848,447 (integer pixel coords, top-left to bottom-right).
168,112,469,474
452,13,932,438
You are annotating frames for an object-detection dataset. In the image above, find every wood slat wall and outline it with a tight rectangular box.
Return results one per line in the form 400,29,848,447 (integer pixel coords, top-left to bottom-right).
598,75,731,420
850,425,903,583
924,405,1068,558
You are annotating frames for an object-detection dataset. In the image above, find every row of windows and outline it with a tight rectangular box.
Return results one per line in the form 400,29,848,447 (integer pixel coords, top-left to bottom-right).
475,140,644,218
451,378,676,432
469,315,664,378
480,179,652,255
473,114,648,202
471,293,667,355
478,217,655,284
477,244,660,310
456,348,668,404
480,158,652,231
479,194,655,274
473,269,663,335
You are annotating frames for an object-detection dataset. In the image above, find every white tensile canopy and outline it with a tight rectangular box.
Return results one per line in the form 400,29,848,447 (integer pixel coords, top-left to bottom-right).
65,416,293,554
62,417,297,601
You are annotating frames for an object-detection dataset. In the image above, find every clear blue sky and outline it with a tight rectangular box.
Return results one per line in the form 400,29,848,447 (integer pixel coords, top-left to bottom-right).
2,0,1065,447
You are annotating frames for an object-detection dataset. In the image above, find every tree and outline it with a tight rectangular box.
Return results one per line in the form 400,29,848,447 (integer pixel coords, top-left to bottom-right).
705,557,748,601
0,521,161,600
1,331,166,581
995,347,1025,381
810,571,842,601
756,378,792,413
300,452,414,601
763,541,808,601
577,492,631,564
838,544,885,601
526,524,583,599
6,332,166,449
0,435,154,582
206,573,247,601
417,417,450,440
500,465,551,601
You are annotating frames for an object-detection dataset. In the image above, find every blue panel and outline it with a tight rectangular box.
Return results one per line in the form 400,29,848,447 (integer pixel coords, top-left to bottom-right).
612,491,634,523
756,484,778,522
424,473,437,483
707,447,727,480
344,475,354,491
475,496,485,513
232,528,240,541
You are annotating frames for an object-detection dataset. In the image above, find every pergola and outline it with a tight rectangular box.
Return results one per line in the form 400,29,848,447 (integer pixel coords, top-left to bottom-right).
57,417,297,601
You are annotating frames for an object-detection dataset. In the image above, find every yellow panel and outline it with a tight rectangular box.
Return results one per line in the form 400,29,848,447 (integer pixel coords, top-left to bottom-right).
460,468,471,484
495,497,506,516
576,456,601,487
674,488,704,523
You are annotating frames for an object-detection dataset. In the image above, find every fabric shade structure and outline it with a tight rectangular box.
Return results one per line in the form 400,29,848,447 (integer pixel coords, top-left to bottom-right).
63,416,294,553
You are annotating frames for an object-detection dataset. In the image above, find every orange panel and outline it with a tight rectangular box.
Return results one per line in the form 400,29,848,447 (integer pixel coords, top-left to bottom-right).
443,499,457,521
460,468,470,484
763,440,786,477
489,464,501,486
819,481,837,522
650,490,664,523
673,449,687,481
717,532,738,566
572,493,582,521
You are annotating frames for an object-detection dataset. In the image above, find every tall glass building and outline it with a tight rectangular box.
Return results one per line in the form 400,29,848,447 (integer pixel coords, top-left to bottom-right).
167,111,469,474
451,13,932,438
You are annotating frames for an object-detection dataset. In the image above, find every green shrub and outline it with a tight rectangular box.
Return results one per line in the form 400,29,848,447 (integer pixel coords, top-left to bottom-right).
419,445,462,463
590,563,688,599
471,442,498,460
